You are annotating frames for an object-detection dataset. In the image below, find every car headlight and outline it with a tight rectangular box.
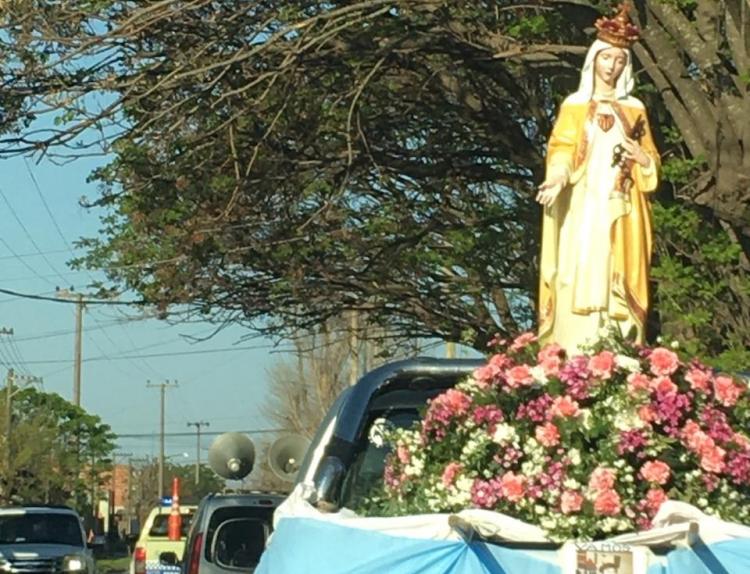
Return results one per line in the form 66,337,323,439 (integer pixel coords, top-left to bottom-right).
62,555,86,572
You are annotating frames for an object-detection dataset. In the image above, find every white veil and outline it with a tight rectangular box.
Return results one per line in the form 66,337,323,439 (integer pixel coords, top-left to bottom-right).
572,39,634,101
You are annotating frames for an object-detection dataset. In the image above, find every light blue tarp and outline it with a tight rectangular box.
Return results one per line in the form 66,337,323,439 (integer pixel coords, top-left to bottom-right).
256,517,750,574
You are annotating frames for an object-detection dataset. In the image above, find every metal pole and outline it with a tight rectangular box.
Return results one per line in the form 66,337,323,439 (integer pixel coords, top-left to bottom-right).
148,381,177,498
195,426,200,485
187,421,209,485
73,294,84,407
5,369,13,492
159,384,165,498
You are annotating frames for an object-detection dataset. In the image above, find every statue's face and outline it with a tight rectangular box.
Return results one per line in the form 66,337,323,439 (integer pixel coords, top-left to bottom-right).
594,47,627,88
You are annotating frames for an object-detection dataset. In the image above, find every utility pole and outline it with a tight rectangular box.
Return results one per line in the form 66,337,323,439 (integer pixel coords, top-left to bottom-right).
5,368,13,485
349,310,359,386
445,341,456,358
147,380,178,499
57,289,85,406
186,421,209,485
73,293,83,407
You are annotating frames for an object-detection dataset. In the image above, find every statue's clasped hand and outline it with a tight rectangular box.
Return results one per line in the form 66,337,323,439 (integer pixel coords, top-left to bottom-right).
612,138,650,169
536,174,566,207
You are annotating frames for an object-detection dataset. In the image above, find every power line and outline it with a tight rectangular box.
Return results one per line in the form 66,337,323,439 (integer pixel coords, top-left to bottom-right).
0,249,70,261
0,184,69,286
115,429,285,439
0,239,58,289
0,286,143,305
20,342,288,365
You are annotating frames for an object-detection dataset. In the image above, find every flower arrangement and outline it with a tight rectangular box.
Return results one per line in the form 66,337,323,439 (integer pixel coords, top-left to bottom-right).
370,334,750,540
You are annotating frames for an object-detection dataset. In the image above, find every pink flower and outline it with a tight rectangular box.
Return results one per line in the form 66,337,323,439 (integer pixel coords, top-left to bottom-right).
550,396,580,419
489,353,513,370
442,389,472,415
540,356,562,377
509,332,537,352
500,471,526,502
682,420,704,448
589,351,616,380
473,364,500,387
700,444,726,473
627,372,651,394
396,444,411,464
645,488,668,513
734,433,750,449
505,365,534,388
593,489,622,516
640,460,671,485
649,347,680,376
588,467,616,492
535,422,561,447
538,344,564,376
441,462,462,487
638,404,657,424
471,479,498,508
651,376,678,396
713,375,744,407
560,490,583,514
538,343,564,362
686,368,712,393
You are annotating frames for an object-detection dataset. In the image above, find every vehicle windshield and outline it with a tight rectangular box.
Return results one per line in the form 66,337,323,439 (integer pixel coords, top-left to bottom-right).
340,409,421,509
0,513,83,546
148,512,194,537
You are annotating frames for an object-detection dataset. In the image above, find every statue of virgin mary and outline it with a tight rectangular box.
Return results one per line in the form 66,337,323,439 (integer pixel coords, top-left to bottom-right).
536,4,660,354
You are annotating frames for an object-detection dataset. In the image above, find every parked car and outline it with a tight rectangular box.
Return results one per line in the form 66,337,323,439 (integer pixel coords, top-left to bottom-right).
0,505,96,574
130,504,196,574
182,492,286,574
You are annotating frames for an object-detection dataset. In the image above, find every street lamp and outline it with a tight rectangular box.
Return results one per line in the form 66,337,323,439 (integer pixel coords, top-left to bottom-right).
165,452,190,462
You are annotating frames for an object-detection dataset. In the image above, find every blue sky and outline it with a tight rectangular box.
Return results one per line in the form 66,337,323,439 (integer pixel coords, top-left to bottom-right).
0,151,291,463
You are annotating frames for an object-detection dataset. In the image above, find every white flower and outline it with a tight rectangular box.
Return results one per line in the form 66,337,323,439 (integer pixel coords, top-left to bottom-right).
573,452,587,468
530,365,548,385
492,423,517,445
404,456,424,477
670,340,680,349
579,409,593,430
615,354,641,373
614,411,645,431
563,478,581,489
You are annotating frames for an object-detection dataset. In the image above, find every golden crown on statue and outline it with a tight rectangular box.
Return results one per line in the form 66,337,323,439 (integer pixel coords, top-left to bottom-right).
595,3,640,48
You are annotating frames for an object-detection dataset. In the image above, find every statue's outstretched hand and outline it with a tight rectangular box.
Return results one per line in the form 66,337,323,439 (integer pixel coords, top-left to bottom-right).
536,175,566,207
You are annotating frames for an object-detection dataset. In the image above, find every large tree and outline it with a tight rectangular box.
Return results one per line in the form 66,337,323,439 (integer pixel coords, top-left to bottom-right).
0,387,116,507
0,1,747,361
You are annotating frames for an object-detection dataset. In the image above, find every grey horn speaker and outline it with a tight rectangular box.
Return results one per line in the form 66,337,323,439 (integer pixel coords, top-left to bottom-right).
268,435,310,482
208,432,255,480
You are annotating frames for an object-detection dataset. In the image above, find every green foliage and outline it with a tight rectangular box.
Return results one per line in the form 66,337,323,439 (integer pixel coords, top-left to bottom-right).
651,202,750,372
0,387,116,508
507,15,550,40
660,156,707,186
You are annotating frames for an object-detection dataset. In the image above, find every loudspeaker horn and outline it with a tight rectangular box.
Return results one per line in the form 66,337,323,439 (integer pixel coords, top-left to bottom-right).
208,432,255,480
268,434,310,482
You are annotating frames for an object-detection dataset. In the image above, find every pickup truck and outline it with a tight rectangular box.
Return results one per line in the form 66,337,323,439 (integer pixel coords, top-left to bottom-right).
256,358,750,573
131,505,196,574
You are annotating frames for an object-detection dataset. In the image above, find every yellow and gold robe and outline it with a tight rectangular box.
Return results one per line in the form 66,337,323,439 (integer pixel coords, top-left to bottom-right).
539,95,660,353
